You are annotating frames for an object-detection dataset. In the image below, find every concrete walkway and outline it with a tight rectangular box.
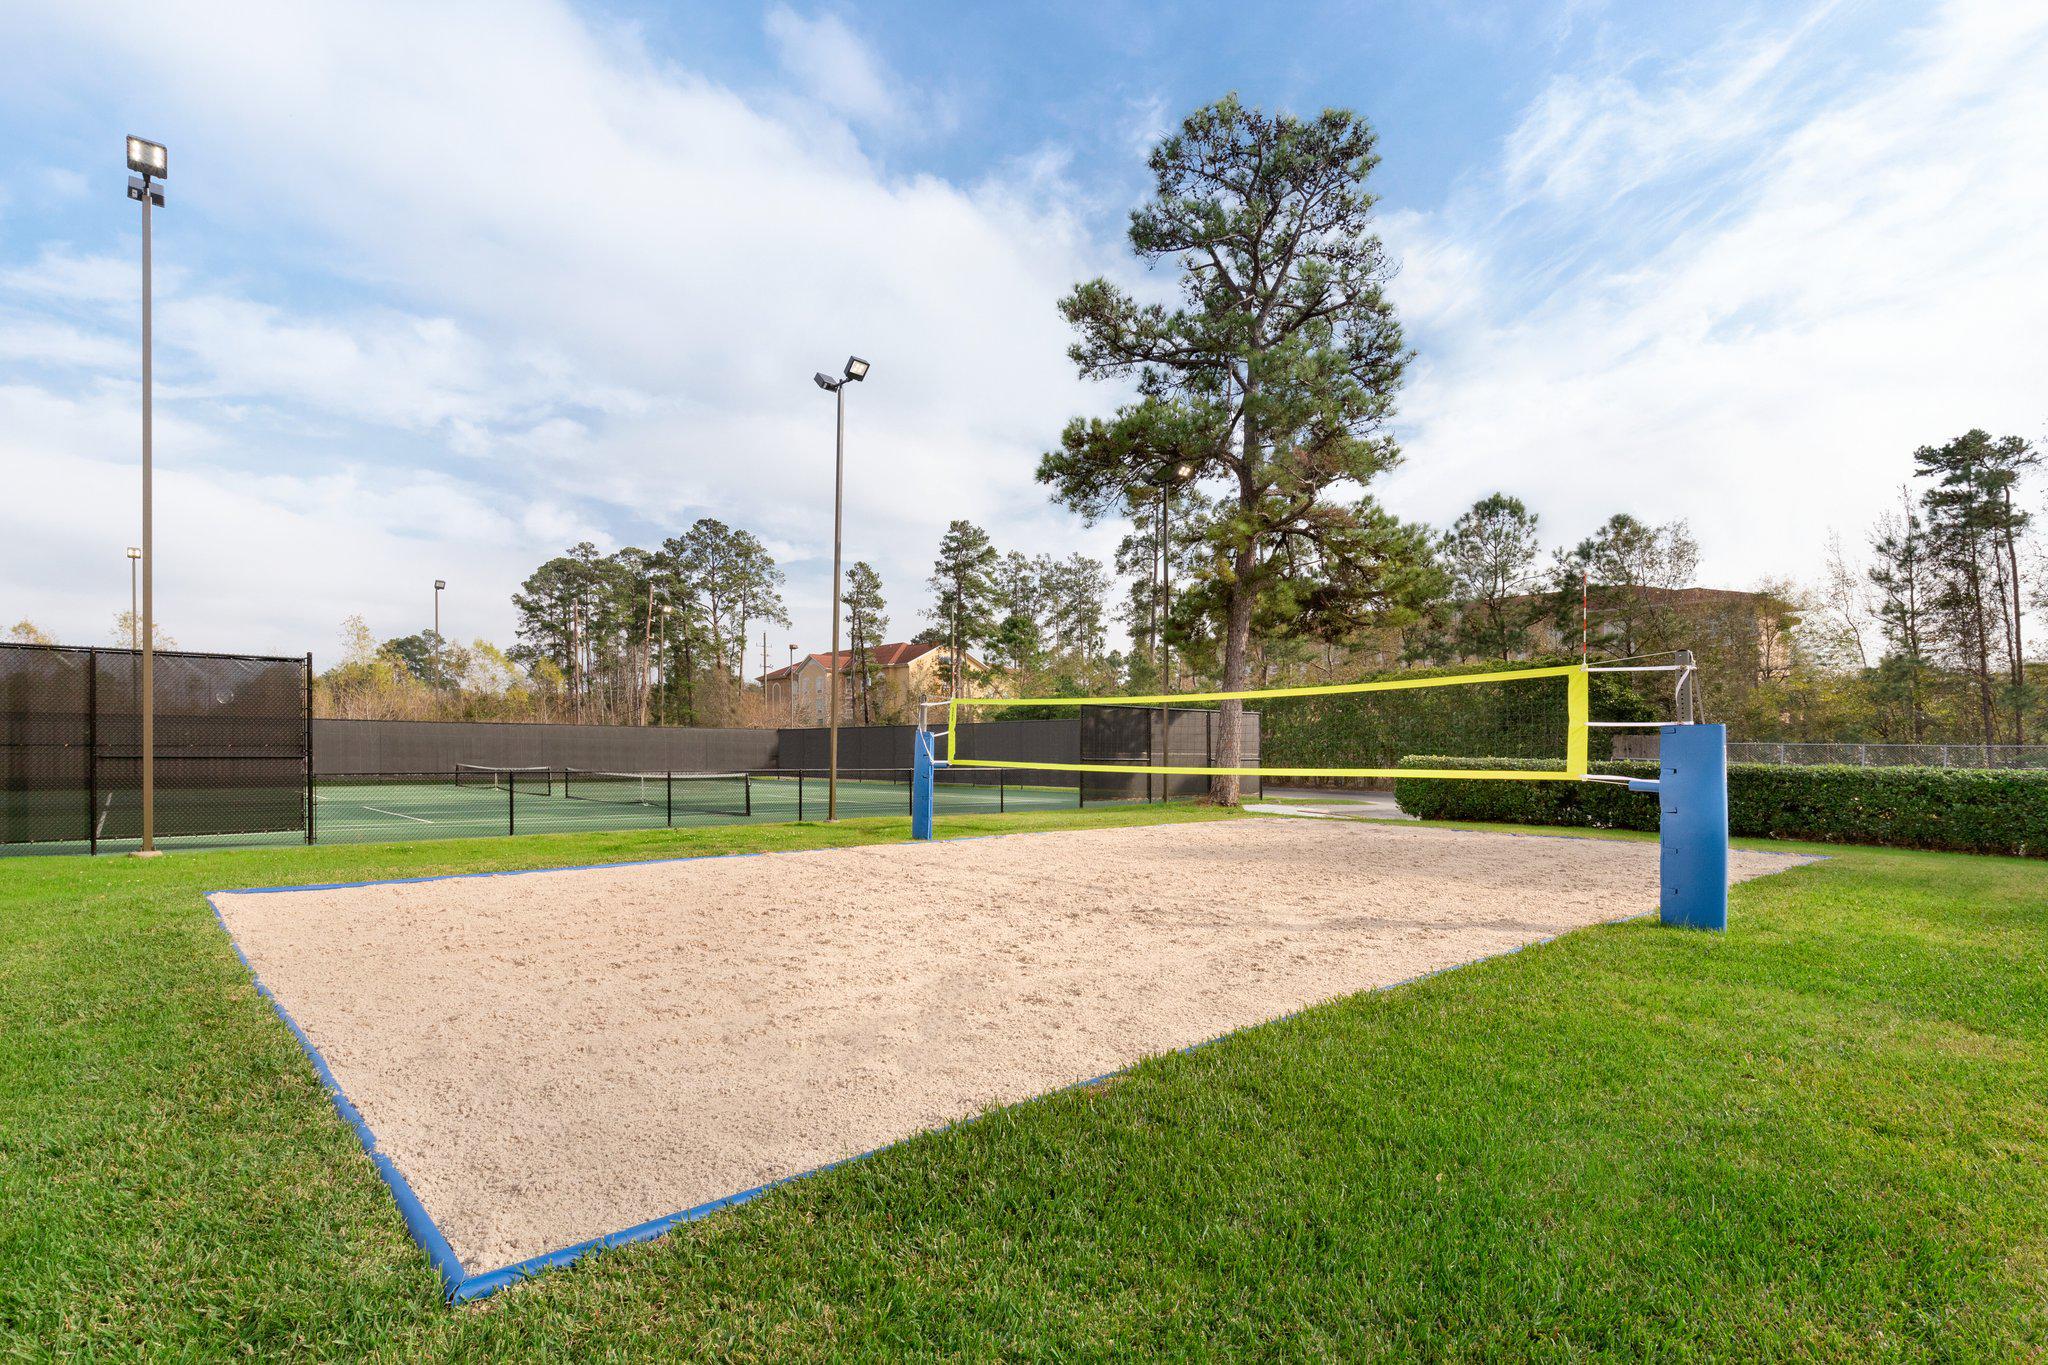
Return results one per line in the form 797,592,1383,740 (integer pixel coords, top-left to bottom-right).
1246,787,1415,821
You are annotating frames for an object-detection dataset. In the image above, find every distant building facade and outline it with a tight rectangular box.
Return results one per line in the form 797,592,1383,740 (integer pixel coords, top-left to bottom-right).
758,641,991,725
1517,586,1796,680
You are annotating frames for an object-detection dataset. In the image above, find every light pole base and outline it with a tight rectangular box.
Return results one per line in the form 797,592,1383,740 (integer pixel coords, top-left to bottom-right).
129,849,166,859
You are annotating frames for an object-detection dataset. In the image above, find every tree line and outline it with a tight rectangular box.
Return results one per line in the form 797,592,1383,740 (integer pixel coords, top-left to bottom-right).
310,516,1123,729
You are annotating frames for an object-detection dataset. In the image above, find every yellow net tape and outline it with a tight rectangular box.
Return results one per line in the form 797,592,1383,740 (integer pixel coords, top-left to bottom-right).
945,664,1590,782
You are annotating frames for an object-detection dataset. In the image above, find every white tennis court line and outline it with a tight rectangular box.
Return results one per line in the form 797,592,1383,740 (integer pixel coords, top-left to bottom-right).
356,804,434,824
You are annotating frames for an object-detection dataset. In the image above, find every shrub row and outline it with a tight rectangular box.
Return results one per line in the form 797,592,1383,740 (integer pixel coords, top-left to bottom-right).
1392,757,2048,858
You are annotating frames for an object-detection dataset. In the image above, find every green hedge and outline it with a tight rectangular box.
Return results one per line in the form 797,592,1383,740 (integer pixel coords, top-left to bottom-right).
1392,758,2048,857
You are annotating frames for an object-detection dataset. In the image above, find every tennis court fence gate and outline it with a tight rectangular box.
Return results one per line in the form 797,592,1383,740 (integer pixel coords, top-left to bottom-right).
0,642,312,853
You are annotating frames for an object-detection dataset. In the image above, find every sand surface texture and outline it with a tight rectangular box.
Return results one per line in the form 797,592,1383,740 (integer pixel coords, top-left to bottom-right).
213,819,1813,1273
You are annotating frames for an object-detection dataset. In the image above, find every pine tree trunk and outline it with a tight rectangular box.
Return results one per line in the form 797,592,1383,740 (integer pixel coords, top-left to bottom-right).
1211,551,1254,806
1967,560,1997,750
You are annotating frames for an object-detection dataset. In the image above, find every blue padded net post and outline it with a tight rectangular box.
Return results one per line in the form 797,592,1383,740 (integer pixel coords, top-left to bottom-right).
912,729,936,841
1644,723,1728,930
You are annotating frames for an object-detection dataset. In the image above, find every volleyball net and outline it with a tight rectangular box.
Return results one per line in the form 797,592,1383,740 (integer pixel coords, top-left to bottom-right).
913,655,1732,933
930,663,1591,783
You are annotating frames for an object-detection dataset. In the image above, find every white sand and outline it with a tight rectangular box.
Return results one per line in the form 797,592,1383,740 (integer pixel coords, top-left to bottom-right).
211,819,1813,1274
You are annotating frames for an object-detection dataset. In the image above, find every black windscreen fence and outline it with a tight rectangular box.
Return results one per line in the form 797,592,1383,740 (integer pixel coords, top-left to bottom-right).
1078,705,1255,804
0,642,311,852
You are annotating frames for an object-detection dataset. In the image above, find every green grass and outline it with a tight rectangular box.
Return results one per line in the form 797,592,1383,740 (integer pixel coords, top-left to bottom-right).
3,808,2044,1358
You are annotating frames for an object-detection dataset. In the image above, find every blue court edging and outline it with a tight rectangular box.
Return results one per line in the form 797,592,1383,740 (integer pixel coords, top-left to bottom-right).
205,826,1813,1304
206,893,469,1298
202,833,1021,1302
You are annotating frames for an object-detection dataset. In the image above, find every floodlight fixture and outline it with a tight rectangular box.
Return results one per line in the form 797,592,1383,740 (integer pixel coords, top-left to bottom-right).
126,136,166,180
814,372,839,392
843,356,869,382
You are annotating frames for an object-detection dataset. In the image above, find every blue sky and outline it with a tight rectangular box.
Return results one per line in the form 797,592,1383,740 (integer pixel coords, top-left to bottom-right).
1,0,2042,662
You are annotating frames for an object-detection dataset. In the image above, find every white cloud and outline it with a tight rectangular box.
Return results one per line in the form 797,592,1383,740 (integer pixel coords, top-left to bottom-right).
0,384,567,654
1387,0,2048,592
764,6,903,128
6,0,2038,668
0,0,1119,655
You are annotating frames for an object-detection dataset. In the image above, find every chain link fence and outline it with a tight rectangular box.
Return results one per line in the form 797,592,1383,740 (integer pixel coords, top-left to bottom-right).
2,642,310,853
1726,741,2048,769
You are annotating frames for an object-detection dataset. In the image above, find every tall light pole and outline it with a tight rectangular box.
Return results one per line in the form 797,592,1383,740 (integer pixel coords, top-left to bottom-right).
127,136,167,857
812,355,869,821
126,548,141,649
788,643,799,724
433,579,447,685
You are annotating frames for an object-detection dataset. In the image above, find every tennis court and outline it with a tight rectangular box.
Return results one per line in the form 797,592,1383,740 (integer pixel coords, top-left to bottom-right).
0,767,1083,856
317,767,1080,844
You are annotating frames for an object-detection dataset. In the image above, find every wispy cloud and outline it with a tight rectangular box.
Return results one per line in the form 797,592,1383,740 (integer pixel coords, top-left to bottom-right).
0,0,1118,652
1387,0,2048,588
764,6,905,129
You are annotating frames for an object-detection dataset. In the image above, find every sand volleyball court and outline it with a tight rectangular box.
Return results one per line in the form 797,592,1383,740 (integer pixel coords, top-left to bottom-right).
210,818,1814,1288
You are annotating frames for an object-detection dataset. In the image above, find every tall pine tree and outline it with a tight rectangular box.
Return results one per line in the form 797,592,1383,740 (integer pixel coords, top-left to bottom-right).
1041,97,1423,802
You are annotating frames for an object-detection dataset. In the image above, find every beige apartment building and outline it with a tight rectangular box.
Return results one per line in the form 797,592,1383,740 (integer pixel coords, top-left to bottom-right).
759,642,991,725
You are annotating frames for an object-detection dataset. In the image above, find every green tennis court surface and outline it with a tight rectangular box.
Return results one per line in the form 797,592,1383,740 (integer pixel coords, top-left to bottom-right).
3,772,1084,857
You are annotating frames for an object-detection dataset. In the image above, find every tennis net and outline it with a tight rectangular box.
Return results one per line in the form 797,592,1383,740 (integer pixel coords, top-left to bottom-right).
562,769,753,818
453,764,553,794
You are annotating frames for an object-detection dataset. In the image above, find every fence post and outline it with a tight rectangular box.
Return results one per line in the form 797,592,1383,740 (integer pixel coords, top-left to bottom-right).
86,648,98,856
508,774,516,837
798,770,805,821
1205,711,1215,802
305,652,315,844
666,770,673,827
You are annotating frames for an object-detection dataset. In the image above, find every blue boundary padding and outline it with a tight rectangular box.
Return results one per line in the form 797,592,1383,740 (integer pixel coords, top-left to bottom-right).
207,894,469,1296
204,833,1013,1302
1656,723,1731,930
206,824,1818,1304
911,730,938,840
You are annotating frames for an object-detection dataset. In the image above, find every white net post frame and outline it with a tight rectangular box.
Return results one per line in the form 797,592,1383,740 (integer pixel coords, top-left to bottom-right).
1583,650,1726,929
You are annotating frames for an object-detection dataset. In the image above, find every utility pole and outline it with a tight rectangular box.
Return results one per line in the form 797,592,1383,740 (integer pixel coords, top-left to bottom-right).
1155,462,1191,787
639,580,655,725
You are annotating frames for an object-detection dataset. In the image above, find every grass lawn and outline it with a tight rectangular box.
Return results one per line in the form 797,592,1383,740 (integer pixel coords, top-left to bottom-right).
2,806,2044,1358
